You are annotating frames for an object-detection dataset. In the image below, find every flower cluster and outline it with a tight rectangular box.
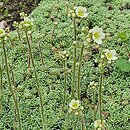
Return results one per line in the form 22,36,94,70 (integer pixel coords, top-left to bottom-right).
75,6,88,18
61,50,69,59
13,21,19,28
94,119,106,130
19,17,33,32
68,6,88,18
0,29,7,43
69,99,83,115
19,12,27,19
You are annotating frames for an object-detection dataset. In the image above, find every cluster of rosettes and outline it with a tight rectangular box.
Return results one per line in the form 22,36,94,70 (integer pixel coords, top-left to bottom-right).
94,119,106,130
69,99,83,115
0,29,7,43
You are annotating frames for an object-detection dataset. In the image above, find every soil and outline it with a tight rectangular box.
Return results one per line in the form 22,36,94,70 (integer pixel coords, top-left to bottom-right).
0,0,41,30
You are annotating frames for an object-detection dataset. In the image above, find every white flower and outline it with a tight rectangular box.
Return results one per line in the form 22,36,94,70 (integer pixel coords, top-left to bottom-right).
75,6,88,18
69,99,80,110
89,26,105,44
104,49,117,61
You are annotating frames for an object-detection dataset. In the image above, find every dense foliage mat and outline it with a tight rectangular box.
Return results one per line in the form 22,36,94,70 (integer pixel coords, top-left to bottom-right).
0,0,130,130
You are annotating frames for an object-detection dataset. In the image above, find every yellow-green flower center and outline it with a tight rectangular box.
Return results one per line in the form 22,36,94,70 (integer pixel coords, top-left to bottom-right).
94,32,100,39
107,52,112,59
72,102,79,109
78,10,84,17
0,29,4,35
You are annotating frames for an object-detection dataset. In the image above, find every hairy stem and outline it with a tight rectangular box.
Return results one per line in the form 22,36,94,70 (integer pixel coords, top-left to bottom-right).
0,63,3,113
38,42,44,65
77,44,84,100
72,11,77,98
28,47,31,76
93,88,96,122
66,0,69,16
73,116,78,130
25,32,46,130
63,112,70,130
99,73,103,122
81,113,86,130
9,64,15,87
3,43,22,130
17,29,21,41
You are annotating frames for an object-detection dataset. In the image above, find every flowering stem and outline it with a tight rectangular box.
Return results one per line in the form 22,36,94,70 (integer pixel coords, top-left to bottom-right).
62,59,67,111
9,64,15,87
73,0,76,6
17,29,21,41
77,44,84,100
93,88,96,122
28,46,31,76
29,33,33,42
73,116,78,130
72,12,77,98
63,112,70,130
38,41,44,65
81,113,86,130
2,43,22,130
0,63,2,113
72,46,76,98
66,0,69,16
99,70,103,122
25,32,46,130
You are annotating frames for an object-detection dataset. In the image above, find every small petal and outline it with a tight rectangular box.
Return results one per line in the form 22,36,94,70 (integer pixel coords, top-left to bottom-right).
90,26,105,44
75,6,88,18
94,39,102,44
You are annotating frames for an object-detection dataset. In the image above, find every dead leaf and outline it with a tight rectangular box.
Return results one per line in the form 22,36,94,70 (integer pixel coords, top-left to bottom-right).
0,2,3,7
0,20,7,29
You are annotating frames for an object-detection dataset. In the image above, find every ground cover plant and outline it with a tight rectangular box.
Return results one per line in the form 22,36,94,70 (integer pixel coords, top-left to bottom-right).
0,0,130,130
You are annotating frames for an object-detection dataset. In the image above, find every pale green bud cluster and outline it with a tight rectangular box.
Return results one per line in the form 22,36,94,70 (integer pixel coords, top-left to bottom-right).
61,50,69,59
19,12,27,19
0,29,7,43
13,21,19,28
19,20,33,32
